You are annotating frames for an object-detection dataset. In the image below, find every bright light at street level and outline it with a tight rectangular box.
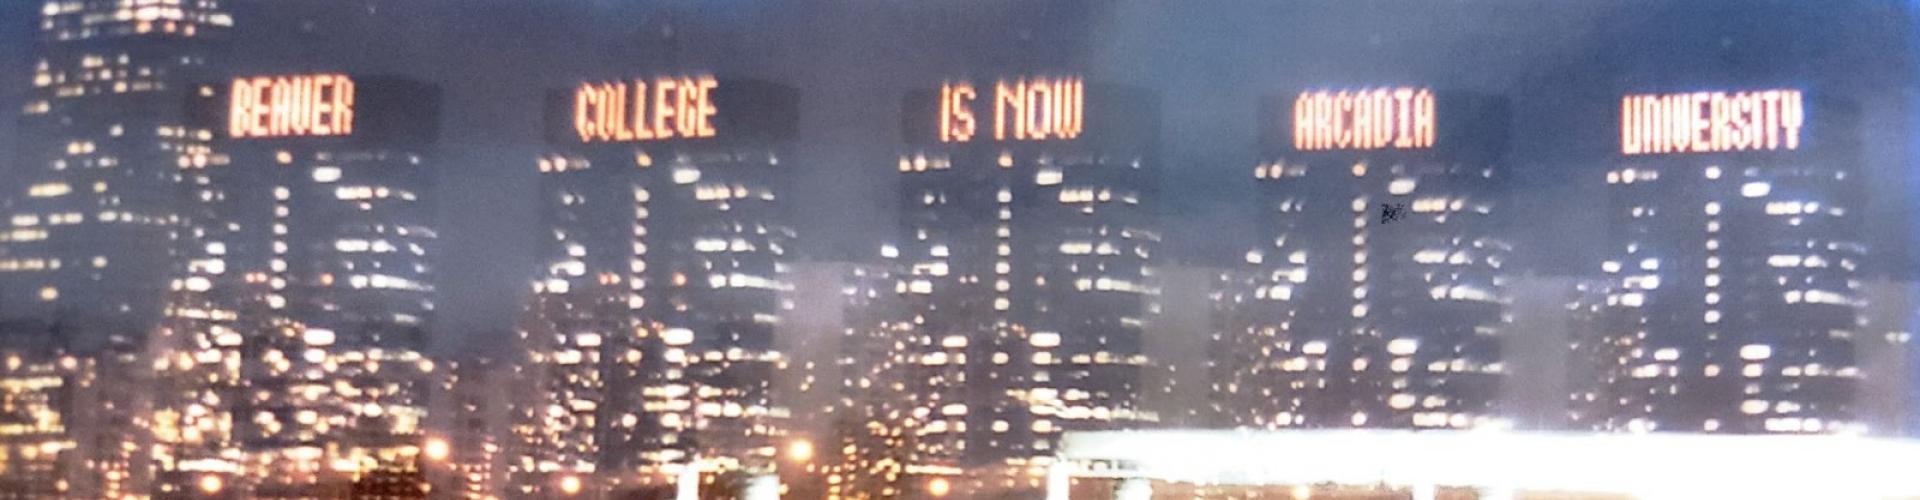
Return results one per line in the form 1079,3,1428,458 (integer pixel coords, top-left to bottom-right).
198,474,224,494
928,477,952,497
424,437,450,461
786,439,814,462
560,475,583,495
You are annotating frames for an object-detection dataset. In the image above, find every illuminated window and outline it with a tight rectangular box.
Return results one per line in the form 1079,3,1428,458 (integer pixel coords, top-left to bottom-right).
1387,177,1417,195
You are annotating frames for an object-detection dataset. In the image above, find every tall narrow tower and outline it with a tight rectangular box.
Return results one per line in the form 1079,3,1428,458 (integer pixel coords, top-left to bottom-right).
1592,90,1865,434
0,3,233,496
1242,88,1512,430
517,76,800,496
895,77,1161,492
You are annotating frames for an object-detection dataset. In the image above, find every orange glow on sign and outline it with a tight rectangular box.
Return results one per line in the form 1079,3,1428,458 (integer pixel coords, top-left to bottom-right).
230,74,354,139
1621,90,1803,155
573,75,719,143
940,76,1083,142
1293,87,1434,151
939,81,977,143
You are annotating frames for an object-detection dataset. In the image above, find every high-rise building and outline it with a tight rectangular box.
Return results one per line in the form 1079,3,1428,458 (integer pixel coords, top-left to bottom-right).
508,302,601,497
428,356,517,499
1243,87,1512,430
0,2,234,497
894,77,1160,491
0,319,108,498
777,260,916,499
1500,274,1597,431
1591,90,1865,434
1564,279,1621,431
1141,265,1221,428
518,75,799,495
1857,280,1914,436
1206,268,1285,429
2,0,232,344
157,74,444,496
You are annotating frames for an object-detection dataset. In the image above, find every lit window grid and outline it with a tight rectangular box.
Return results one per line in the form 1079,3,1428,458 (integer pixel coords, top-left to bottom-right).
1593,161,1864,434
1239,155,1509,430
520,146,793,481
896,142,1161,469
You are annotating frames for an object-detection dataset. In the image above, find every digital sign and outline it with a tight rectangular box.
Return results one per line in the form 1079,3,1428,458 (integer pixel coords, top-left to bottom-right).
939,76,1084,143
1621,90,1803,155
229,74,355,139
1291,87,1434,151
573,75,719,143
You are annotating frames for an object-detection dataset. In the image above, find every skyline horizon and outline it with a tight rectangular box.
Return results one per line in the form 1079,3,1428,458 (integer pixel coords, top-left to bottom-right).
0,1,1912,356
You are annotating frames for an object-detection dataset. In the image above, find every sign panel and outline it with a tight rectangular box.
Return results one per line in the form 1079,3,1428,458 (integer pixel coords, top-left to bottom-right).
938,76,1084,143
1262,88,1507,161
545,77,796,147
229,74,355,139
1620,89,1804,155
1290,87,1435,151
200,74,440,146
572,75,720,143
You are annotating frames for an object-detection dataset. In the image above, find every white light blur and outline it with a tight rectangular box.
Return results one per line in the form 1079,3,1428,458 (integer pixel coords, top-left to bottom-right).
1058,430,1920,500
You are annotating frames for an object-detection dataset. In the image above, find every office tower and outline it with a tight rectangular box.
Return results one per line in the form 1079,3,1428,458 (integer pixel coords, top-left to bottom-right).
1594,90,1864,434
1858,280,1914,436
1500,274,1585,431
0,2,234,497
1142,265,1220,428
162,74,443,496
428,356,517,499
1246,87,1512,430
520,76,799,494
0,350,87,498
895,77,1160,489
777,261,916,499
1207,268,1286,429
1564,280,1620,431
0,319,107,497
2,0,231,342
509,304,602,497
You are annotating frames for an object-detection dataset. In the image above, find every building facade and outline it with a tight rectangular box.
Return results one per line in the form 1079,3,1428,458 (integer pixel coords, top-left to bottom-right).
894,77,1161,494
1,2,234,497
516,76,799,496
428,356,518,499
1589,90,1865,434
1858,280,1915,437
1239,87,1512,430
154,74,444,496
776,261,917,499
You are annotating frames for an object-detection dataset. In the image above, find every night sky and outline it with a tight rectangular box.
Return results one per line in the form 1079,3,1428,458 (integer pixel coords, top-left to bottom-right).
0,1,1912,355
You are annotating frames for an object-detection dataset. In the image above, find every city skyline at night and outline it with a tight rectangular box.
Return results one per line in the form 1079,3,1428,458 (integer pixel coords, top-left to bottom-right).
0,1,1912,499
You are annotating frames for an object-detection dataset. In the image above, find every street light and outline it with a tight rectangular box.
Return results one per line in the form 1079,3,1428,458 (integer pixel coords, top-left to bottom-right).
424,437,451,462
786,439,814,463
928,477,951,498
198,474,224,495
559,475,583,496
